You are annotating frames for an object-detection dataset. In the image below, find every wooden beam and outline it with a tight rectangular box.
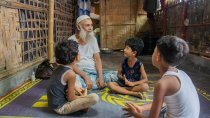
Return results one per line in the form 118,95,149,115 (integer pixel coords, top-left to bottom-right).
161,0,167,35
0,0,47,12
48,0,54,63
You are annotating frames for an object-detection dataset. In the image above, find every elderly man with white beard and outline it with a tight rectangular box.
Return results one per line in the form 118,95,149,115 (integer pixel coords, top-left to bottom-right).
68,15,117,90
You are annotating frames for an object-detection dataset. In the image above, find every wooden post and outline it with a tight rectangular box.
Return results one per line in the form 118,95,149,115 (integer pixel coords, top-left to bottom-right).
48,0,54,63
162,0,167,35
180,0,187,39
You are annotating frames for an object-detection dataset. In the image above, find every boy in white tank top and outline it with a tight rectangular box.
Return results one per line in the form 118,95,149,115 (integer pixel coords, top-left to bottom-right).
123,35,200,118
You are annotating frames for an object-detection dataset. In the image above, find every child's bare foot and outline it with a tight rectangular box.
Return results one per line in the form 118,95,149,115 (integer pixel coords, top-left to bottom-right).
133,92,143,99
138,92,143,99
108,89,117,94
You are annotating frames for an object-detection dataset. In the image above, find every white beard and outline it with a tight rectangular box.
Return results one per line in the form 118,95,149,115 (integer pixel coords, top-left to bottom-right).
79,28,95,42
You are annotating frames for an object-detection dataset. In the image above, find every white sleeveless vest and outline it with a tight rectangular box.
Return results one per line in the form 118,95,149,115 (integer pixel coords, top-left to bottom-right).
163,69,200,118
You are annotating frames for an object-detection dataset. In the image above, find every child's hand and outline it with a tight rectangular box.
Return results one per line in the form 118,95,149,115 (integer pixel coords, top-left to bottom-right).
124,75,134,87
123,75,127,81
126,81,135,87
126,102,143,113
81,88,87,96
96,79,106,89
74,87,83,96
122,102,142,117
84,76,93,90
75,87,87,96
66,89,69,98
124,75,129,85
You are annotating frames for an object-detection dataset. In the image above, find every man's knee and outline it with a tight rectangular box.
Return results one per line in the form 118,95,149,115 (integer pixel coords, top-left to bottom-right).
89,93,99,104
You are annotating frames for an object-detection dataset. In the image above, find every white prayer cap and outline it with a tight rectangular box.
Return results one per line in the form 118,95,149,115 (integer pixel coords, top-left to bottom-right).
76,15,91,24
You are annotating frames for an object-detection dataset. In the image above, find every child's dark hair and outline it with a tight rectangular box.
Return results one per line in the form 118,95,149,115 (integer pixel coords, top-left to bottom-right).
156,35,189,66
55,40,79,65
125,37,144,56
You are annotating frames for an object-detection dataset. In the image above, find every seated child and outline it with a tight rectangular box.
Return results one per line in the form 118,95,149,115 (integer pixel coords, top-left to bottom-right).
107,37,149,98
123,35,200,118
47,40,99,115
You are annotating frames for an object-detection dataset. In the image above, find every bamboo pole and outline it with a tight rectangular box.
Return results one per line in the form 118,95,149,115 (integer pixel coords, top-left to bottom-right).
162,0,167,35
48,0,54,63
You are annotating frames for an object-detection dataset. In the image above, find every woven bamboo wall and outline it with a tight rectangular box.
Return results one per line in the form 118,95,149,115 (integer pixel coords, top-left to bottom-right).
155,0,183,35
54,0,77,43
185,0,210,57
100,0,138,50
0,3,22,71
17,0,48,64
155,0,210,58
167,2,182,36
0,0,77,79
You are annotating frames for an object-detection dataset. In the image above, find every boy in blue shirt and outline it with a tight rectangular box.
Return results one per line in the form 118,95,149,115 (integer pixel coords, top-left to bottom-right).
108,38,148,98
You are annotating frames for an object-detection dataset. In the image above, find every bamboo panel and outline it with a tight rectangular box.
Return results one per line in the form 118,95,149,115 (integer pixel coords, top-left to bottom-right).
187,0,206,25
18,9,48,63
155,0,210,57
100,0,137,49
130,0,138,24
187,0,210,25
154,10,164,30
0,0,49,77
168,27,179,36
155,0,183,36
0,0,77,79
186,26,210,56
54,0,77,43
0,0,47,12
100,0,105,26
102,25,136,50
167,3,182,36
0,6,22,70
203,1,210,23
167,3,182,28
101,0,137,25
100,26,106,48
185,0,210,56
10,0,49,64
